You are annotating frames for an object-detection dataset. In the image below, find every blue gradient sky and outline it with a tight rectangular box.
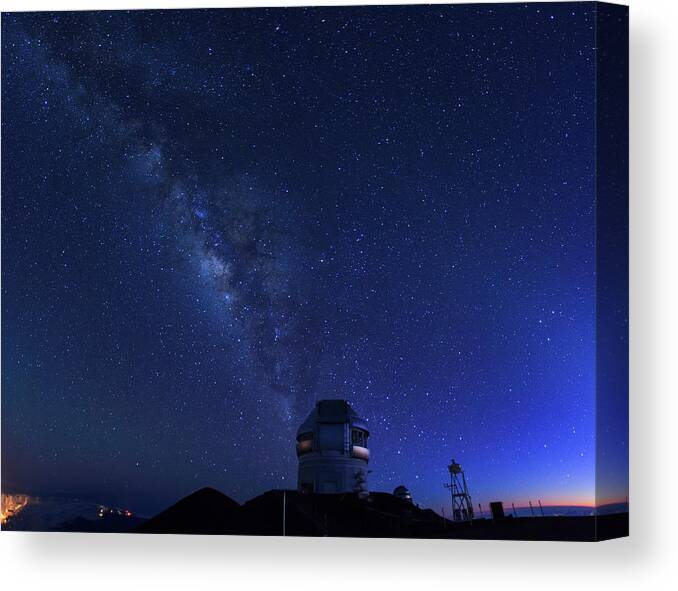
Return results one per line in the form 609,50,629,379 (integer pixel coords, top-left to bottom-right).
1,4,626,516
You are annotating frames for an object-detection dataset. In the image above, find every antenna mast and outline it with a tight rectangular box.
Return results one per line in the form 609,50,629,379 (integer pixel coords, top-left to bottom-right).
444,459,474,522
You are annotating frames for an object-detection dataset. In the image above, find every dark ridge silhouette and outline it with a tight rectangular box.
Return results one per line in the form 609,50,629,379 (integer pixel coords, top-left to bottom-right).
239,490,433,536
132,487,628,540
137,487,241,535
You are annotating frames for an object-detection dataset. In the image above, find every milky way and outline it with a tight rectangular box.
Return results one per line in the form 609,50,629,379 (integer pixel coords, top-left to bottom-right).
2,5,627,515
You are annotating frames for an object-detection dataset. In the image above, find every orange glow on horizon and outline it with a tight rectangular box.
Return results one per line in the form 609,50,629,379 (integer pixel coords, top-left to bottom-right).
0,493,31,525
491,494,628,509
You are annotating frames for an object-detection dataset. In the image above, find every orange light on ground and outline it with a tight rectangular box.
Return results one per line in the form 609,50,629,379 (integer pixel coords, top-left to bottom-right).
0,493,31,526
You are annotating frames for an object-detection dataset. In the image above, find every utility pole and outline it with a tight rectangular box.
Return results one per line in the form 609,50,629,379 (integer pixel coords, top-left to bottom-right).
282,490,286,536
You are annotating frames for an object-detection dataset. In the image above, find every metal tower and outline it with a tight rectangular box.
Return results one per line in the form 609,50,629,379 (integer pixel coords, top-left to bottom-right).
444,459,474,522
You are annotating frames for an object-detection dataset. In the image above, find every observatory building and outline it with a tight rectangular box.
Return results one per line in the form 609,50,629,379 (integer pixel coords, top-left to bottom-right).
393,485,413,504
296,400,370,495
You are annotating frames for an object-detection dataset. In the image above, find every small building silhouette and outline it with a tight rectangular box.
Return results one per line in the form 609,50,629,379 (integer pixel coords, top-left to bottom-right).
490,501,506,521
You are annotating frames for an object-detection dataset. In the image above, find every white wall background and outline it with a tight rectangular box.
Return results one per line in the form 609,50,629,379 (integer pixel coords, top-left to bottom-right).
1,1,676,589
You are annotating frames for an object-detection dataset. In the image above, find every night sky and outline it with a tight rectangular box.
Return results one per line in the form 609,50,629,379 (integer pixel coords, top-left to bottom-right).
1,3,625,517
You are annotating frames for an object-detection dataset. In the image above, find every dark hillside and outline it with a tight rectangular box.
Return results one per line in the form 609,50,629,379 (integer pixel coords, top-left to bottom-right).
137,487,241,535
136,487,628,541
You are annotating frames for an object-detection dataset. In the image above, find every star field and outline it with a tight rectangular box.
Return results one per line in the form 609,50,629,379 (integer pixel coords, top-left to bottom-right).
1,4,623,515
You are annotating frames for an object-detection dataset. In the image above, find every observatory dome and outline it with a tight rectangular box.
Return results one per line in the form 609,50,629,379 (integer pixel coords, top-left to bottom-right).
393,485,413,503
296,400,370,495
